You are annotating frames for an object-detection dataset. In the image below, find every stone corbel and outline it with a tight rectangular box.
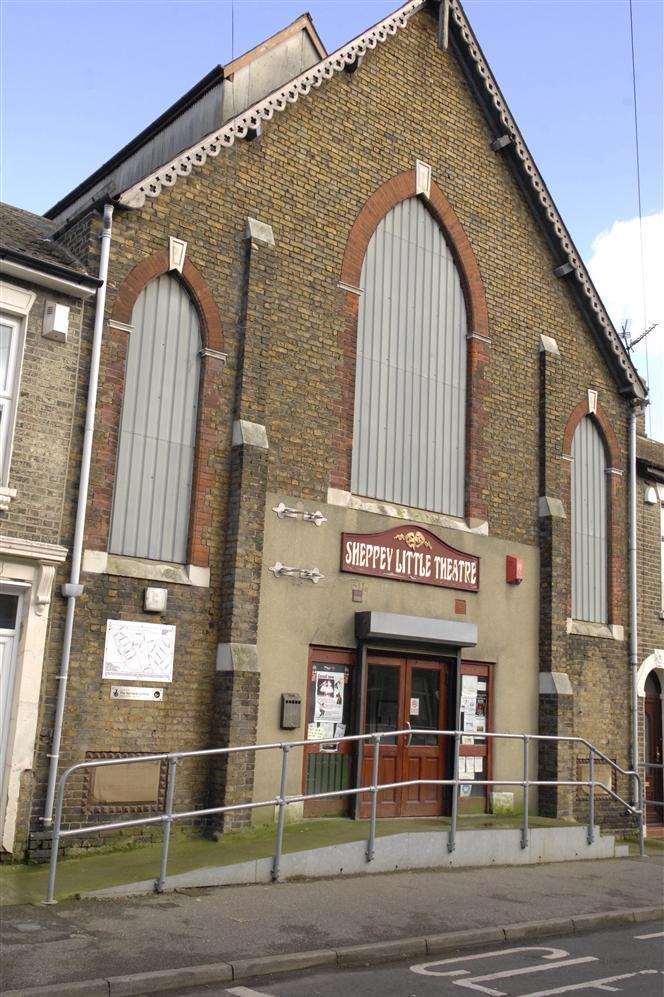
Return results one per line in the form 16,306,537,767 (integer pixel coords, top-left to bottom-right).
34,564,56,616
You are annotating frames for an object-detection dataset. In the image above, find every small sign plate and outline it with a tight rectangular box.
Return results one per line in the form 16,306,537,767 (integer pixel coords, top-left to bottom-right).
110,685,164,702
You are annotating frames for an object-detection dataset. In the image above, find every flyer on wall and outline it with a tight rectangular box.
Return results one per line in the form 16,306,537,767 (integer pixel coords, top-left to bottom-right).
314,669,344,723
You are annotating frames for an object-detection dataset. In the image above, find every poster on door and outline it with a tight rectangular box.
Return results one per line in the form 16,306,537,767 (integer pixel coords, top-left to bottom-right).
314,669,344,723
460,675,478,727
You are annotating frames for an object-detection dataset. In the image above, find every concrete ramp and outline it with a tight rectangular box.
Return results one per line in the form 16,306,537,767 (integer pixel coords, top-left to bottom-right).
85,825,629,899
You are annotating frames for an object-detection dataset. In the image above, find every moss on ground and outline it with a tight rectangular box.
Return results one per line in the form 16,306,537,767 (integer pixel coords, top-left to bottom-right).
0,813,571,907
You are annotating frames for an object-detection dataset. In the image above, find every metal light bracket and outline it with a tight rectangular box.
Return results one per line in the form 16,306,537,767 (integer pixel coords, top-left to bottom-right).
272,502,327,526
269,562,324,584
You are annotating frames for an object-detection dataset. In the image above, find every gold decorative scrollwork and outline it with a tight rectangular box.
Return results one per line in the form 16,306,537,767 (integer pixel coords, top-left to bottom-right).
395,530,432,551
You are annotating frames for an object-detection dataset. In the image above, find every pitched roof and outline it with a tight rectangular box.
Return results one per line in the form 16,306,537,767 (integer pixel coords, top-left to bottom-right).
45,14,327,224
0,201,89,275
108,0,644,400
637,434,664,477
118,0,422,209
41,0,645,401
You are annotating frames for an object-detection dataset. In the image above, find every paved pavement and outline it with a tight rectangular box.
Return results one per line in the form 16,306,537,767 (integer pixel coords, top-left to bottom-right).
177,924,664,996
1,855,663,992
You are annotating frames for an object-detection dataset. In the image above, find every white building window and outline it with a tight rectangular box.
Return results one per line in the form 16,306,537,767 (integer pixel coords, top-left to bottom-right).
660,498,664,617
0,314,25,486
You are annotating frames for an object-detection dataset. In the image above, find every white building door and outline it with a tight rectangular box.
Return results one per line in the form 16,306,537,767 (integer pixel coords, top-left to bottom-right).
0,590,21,813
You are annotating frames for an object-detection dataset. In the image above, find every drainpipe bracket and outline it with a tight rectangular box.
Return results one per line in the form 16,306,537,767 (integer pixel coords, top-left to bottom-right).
61,583,84,598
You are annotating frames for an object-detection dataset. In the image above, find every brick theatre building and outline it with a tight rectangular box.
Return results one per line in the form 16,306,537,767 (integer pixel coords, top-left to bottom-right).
1,0,661,857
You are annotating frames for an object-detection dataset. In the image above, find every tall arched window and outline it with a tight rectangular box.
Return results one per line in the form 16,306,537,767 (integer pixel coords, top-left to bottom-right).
571,416,608,623
110,273,201,563
350,197,467,515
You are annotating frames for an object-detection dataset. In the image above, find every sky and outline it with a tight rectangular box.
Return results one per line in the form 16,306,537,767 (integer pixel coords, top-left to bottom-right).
1,0,662,439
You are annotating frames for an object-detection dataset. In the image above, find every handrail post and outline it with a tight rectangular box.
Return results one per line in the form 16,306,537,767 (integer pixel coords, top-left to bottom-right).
155,756,178,894
43,771,68,905
637,771,645,857
521,735,529,849
448,731,460,853
587,751,595,845
366,734,381,862
272,744,290,882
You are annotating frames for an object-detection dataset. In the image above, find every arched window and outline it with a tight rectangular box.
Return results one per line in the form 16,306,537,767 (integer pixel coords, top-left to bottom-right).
350,197,467,515
571,416,608,623
110,273,201,563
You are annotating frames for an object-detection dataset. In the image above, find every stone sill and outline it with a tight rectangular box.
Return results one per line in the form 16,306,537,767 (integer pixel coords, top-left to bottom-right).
327,488,489,535
82,550,210,588
566,618,624,641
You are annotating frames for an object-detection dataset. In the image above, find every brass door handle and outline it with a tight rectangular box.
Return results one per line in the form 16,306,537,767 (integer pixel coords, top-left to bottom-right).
405,721,412,747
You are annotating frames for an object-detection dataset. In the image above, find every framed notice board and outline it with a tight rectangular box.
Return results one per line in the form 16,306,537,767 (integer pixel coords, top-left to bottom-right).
458,660,493,814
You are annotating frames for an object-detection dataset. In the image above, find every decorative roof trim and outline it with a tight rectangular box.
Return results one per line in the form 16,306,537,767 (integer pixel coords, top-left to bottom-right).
117,0,645,399
447,1,644,397
118,0,425,209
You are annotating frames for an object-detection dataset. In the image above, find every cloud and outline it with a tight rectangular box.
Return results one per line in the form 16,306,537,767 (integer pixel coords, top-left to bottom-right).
587,211,663,441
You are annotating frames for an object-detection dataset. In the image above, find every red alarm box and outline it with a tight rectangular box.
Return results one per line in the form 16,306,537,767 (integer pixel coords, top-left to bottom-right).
506,555,524,585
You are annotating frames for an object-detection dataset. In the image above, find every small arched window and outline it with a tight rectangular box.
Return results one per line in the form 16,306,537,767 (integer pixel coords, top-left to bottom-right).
110,273,201,563
571,416,608,623
350,197,467,515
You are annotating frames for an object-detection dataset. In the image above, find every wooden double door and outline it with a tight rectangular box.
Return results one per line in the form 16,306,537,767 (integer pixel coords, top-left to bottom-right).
359,655,450,818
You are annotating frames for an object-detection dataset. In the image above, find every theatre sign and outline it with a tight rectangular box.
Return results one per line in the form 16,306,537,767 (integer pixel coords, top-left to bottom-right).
340,525,480,592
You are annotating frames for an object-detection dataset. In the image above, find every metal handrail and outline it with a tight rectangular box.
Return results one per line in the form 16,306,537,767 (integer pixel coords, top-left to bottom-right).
43,728,644,904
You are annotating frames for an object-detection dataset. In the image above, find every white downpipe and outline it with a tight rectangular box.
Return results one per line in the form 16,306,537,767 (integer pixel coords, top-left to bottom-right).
43,204,114,825
628,404,639,801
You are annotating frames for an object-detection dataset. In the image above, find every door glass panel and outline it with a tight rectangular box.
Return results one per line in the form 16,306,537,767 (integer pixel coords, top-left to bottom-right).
365,665,399,744
0,593,18,631
409,667,439,745
645,714,652,762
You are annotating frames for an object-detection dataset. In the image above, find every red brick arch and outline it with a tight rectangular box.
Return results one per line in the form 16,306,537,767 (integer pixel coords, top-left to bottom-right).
111,249,224,350
334,169,490,522
86,249,225,566
340,169,489,337
562,397,619,467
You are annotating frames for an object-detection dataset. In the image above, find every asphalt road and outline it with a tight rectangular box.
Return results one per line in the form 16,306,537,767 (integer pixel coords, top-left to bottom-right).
176,923,664,997
4,856,664,991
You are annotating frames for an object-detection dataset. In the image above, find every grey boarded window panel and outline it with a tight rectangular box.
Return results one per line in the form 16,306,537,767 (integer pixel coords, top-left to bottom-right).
571,416,608,623
351,197,467,516
109,274,201,563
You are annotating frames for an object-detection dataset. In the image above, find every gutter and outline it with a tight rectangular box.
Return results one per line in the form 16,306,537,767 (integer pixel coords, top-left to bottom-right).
0,249,100,299
42,203,114,825
639,464,664,485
